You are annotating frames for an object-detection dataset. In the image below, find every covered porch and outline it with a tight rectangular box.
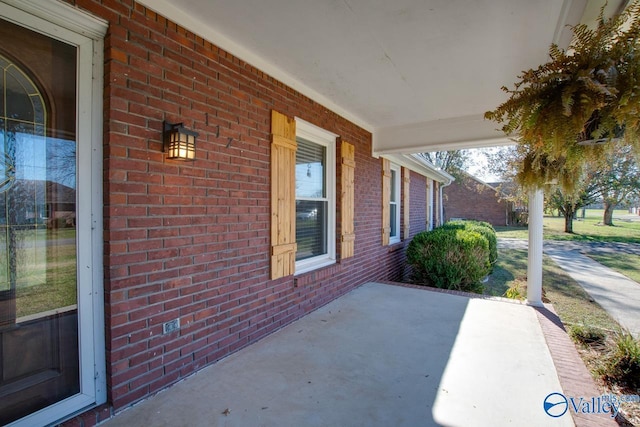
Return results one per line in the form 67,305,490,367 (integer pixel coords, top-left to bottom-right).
2,1,635,426
94,2,628,425
101,282,612,427
138,0,631,306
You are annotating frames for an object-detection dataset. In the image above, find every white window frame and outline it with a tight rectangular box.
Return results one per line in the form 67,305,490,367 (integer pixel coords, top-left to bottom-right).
389,163,401,244
294,118,336,275
0,2,107,427
427,179,434,230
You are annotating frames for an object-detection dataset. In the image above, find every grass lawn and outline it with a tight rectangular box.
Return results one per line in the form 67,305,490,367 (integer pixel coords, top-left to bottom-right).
9,228,78,318
495,207,640,287
484,248,616,330
583,252,640,284
495,209,640,244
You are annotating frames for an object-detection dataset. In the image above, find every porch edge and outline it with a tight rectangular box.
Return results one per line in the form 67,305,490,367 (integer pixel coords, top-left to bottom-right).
535,304,618,427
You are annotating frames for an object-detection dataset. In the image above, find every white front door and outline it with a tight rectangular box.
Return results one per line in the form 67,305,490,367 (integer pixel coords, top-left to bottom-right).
0,1,106,425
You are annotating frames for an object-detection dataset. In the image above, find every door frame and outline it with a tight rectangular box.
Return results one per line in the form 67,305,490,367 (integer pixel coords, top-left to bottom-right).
0,1,107,426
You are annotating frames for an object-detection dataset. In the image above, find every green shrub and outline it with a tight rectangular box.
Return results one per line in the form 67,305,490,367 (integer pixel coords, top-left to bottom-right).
569,324,606,346
599,330,640,392
443,220,498,267
406,227,490,293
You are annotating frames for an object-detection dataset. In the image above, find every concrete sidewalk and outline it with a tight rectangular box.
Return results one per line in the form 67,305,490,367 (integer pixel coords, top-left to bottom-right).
499,238,640,338
544,247,640,338
99,282,574,427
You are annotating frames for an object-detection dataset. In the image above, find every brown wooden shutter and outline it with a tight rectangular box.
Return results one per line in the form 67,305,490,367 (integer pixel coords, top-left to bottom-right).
270,110,297,279
381,158,391,245
340,141,355,259
434,181,440,226
426,180,431,230
403,168,410,239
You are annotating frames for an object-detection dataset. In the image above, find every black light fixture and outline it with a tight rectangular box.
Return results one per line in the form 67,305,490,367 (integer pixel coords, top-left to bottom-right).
163,121,198,160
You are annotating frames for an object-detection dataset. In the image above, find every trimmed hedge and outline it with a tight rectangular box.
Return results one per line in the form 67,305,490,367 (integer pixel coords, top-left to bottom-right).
442,220,498,267
406,227,490,293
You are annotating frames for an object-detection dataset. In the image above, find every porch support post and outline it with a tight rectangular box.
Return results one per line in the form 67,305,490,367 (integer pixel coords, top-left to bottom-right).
527,188,544,306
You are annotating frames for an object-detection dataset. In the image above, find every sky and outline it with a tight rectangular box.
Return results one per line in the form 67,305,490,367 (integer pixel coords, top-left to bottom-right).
2,132,77,188
463,147,503,183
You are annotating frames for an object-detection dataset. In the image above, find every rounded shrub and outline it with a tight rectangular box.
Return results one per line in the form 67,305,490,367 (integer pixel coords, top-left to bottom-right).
442,220,498,267
406,227,490,293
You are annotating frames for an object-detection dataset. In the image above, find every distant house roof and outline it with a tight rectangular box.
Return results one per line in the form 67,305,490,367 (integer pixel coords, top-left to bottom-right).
457,170,504,193
2,179,76,204
443,170,515,226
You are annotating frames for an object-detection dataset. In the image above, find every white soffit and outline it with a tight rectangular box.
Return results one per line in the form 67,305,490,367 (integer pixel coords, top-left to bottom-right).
374,114,514,155
137,0,620,153
136,0,373,132
382,153,454,184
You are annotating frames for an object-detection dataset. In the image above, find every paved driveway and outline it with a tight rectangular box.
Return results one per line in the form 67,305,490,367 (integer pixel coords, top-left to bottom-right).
101,282,575,427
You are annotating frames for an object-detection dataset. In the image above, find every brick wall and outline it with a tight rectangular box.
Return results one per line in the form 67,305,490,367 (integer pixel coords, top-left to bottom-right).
443,174,510,226
409,171,427,240
57,1,432,424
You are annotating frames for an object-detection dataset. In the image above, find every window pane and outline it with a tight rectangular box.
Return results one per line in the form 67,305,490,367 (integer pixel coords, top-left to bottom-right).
390,169,397,202
296,138,325,198
296,200,327,261
390,202,398,237
5,70,35,122
0,25,80,424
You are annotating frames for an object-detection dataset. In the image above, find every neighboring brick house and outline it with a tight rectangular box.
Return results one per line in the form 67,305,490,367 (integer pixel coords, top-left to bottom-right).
443,171,513,227
0,2,453,425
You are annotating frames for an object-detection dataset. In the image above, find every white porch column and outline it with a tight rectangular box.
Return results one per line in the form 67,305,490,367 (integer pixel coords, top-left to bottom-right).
527,188,544,306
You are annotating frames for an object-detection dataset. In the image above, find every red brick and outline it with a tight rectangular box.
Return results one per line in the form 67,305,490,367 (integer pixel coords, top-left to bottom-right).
68,1,435,424
444,174,512,226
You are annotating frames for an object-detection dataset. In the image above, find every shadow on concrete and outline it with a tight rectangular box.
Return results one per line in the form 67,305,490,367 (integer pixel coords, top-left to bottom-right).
535,305,566,332
102,283,568,426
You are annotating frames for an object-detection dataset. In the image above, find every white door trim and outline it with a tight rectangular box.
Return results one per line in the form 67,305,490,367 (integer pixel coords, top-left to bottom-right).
1,1,107,426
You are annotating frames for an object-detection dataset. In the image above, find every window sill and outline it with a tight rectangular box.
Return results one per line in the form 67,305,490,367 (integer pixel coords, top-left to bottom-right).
387,242,405,253
295,257,336,276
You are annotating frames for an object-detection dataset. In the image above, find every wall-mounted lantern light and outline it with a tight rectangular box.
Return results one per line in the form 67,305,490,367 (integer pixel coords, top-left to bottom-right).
163,121,198,160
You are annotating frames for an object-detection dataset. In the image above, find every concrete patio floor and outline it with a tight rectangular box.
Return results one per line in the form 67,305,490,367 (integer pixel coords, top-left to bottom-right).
101,282,582,427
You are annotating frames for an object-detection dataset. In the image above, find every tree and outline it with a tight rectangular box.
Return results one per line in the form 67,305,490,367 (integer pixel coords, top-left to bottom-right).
484,145,529,205
546,185,598,233
485,146,518,182
589,142,640,225
419,150,472,177
486,145,598,232
487,142,640,229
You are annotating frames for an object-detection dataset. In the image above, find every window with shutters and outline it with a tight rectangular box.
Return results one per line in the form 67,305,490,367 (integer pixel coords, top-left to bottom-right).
294,118,336,274
389,163,401,244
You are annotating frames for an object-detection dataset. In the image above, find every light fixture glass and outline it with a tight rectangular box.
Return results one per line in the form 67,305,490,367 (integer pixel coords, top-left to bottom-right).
163,121,198,160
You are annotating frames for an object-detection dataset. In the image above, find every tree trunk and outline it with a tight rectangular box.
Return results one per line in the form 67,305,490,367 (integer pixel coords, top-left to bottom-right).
603,202,615,226
563,205,574,233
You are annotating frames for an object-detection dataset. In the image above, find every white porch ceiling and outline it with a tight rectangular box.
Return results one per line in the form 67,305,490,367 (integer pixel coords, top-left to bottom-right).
139,0,627,154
